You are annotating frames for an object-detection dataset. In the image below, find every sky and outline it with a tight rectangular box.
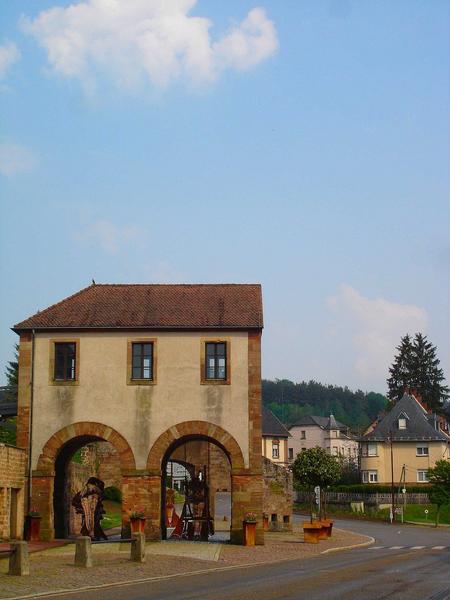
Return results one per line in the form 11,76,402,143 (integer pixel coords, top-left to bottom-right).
0,0,449,393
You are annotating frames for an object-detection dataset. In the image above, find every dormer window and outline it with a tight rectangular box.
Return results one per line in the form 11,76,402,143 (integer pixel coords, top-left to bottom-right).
398,412,409,430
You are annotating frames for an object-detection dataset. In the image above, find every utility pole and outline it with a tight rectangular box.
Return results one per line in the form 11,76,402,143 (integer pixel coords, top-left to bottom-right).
389,430,395,523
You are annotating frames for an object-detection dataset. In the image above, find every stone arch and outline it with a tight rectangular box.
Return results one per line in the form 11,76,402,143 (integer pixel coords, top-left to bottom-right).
33,422,136,540
146,421,245,474
36,421,136,474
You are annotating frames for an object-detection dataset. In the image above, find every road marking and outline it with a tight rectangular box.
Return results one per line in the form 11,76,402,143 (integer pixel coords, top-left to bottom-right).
388,546,405,549
368,546,385,550
431,546,447,550
410,546,426,550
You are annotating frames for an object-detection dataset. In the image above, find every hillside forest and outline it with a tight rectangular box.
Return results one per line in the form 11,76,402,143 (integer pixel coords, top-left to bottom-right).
263,379,387,432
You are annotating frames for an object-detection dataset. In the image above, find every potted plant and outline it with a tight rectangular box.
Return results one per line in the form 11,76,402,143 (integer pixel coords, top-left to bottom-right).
243,512,258,546
25,508,41,542
129,508,146,533
291,447,341,543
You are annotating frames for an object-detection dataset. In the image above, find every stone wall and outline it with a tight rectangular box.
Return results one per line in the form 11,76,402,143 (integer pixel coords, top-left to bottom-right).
262,457,293,531
0,444,26,540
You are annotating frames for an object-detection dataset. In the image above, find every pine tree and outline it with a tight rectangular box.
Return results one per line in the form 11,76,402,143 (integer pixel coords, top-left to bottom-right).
5,343,19,386
387,335,414,403
387,333,449,410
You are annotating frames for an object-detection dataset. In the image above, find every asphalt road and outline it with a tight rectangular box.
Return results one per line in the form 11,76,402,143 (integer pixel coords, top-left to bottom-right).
36,517,450,600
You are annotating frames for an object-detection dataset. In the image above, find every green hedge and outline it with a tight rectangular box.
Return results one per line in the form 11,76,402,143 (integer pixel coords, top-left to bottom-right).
330,484,432,494
104,486,122,503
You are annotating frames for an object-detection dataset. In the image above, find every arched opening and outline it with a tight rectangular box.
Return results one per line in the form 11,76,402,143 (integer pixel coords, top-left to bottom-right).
161,436,232,542
35,422,136,541
53,436,122,539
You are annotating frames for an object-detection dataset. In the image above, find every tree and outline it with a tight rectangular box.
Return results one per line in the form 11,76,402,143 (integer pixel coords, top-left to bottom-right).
427,460,450,527
291,446,342,522
5,343,19,387
387,333,449,411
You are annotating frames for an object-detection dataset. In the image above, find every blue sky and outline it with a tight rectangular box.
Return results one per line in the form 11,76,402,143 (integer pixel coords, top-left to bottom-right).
0,0,448,392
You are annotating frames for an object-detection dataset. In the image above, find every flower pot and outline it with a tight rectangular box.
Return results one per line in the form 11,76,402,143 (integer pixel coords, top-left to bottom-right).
25,516,41,542
302,521,322,544
130,517,146,534
320,519,333,538
243,521,257,546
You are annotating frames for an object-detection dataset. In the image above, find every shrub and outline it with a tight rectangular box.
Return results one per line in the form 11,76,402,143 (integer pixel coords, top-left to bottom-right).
104,486,122,503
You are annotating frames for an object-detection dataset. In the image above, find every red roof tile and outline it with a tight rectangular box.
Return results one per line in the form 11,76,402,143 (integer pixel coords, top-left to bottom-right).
13,284,263,331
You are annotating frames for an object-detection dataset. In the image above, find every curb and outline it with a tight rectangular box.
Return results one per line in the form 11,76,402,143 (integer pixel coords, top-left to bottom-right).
320,529,375,554
1,534,372,600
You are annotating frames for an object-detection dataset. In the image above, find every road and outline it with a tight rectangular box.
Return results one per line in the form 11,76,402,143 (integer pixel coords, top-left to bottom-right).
37,517,450,600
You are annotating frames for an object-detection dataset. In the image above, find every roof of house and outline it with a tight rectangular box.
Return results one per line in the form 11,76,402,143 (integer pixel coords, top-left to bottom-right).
13,284,263,331
262,407,291,438
289,415,347,430
363,393,449,442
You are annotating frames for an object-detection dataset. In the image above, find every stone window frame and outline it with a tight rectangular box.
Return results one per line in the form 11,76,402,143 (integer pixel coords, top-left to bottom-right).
49,339,80,386
200,337,231,385
127,338,157,386
272,440,280,459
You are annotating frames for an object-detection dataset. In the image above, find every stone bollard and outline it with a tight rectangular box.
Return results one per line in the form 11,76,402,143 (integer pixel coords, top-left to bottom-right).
8,541,30,576
75,536,93,568
130,532,146,563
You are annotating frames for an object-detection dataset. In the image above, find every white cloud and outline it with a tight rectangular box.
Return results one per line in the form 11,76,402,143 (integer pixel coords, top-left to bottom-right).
328,284,428,387
21,1,278,92
0,42,20,79
0,142,37,176
74,219,142,254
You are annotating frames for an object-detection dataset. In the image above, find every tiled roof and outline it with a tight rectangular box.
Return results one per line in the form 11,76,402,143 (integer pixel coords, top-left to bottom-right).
364,393,449,442
289,415,347,430
13,284,263,331
262,407,291,438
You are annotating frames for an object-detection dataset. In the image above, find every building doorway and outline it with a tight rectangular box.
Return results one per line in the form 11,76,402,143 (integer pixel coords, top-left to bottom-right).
161,437,231,542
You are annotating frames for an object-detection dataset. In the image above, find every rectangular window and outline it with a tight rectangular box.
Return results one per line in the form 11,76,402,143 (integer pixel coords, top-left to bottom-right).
416,446,429,456
362,470,378,483
272,443,280,459
205,342,227,380
300,430,306,439
368,442,377,456
132,342,153,380
54,342,76,381
288,448,294,460
417,470,429,482
398,418,407,430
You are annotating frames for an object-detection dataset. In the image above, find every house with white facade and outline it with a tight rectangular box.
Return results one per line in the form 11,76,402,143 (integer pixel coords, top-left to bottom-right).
288,414,358,463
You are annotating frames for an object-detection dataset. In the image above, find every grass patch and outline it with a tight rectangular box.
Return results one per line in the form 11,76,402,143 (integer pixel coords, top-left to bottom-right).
102,500,122,530
294,502,450,524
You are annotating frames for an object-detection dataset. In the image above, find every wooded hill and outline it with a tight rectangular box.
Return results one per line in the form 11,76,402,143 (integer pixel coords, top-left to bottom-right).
262,379,387,432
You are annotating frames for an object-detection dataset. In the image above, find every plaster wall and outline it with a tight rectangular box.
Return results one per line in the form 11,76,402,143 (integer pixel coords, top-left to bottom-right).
361,441,449,484
30,330,250,470
262,436,288,465
288,425,325,459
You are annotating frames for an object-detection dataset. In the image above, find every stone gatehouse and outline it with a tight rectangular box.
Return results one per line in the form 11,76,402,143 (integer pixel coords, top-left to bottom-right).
13,283,264,543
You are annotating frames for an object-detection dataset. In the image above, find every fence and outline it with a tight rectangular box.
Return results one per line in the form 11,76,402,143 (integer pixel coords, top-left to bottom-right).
295,491,430,505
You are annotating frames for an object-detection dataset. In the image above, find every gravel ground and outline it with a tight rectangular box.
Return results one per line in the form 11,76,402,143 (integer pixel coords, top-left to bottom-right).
0,527,370,599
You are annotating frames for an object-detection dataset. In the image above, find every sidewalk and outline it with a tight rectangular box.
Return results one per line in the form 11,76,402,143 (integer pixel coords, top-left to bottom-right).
0,527,372,600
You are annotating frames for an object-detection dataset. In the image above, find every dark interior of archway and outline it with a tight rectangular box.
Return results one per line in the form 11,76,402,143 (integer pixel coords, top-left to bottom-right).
161,436,232,542
54,435,103,538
